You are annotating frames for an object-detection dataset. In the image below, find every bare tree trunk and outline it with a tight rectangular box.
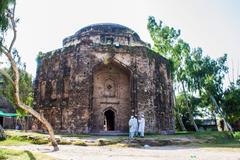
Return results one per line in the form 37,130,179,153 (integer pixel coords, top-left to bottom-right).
210,95,232,132
1,2,59,151
21,104,59,150
6,52,59,151
181,82,199,131
173,91,186,131
176,109,187,131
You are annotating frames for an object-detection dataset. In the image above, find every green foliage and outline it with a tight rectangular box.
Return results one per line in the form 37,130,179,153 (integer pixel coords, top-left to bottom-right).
0,138,30,146
0,0,32,109
19,69,33,106
0,0,15,48
31,138,49,144
148,16,180,58
0,67,33,108
0,68,15,105
4,132,49,145
148,16,191,82
184,50,228,111
233,131,240,139
223,77,240,124
177,93,202,116
0,0,15,31
148,16,231,131
179,50,229,130
36,51,44,66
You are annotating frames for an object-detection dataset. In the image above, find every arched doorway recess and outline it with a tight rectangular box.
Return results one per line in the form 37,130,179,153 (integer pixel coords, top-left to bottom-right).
104,109,115,131
92,60,132,132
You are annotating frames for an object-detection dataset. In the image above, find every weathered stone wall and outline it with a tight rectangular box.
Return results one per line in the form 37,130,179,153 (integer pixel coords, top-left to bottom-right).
33,24,174,134
34,44,174,133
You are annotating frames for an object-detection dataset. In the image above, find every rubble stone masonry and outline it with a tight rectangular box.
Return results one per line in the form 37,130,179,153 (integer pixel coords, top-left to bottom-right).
33,23,175,134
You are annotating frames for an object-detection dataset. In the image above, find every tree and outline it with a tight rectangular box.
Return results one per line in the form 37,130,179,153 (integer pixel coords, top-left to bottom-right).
182,45,233,131
223,76,240,130
147,16,198,131
173,91,186,131
0,67,32,105
0,0,59,151
147,16,232,132
0,67,33,130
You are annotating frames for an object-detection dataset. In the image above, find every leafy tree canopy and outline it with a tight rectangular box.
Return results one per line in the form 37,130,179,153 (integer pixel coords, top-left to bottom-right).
223,76,240,123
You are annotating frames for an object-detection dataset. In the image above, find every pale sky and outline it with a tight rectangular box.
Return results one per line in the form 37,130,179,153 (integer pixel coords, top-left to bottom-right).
12,0,240,84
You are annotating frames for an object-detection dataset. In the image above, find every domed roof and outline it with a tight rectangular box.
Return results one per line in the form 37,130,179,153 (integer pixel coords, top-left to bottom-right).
63,23,146,47
75,23,140,38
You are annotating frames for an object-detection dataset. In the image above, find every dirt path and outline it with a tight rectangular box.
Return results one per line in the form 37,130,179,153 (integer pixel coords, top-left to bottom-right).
1,145,240,160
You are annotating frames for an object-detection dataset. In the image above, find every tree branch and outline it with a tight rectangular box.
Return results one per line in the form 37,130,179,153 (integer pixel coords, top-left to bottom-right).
8,2,17,53
2,2,18,94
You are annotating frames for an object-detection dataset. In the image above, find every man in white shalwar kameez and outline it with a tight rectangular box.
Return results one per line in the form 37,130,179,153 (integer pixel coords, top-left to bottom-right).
128,116,135,139
133,115,138,136
138,114,145,138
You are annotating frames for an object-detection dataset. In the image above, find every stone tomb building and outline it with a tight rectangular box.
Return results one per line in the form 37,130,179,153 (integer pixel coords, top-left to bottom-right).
33,23,174,134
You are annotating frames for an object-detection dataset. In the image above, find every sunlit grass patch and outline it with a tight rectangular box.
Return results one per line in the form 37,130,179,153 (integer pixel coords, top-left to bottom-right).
72,140,87,146
0,148,55,160
0,138,31,146
2,130,240,148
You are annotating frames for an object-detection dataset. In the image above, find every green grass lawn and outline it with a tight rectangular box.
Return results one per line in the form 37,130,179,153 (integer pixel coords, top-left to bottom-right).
140,131,240,148
0,130,238,160
0,148,54,160
1,130,239,148
0,138,31,146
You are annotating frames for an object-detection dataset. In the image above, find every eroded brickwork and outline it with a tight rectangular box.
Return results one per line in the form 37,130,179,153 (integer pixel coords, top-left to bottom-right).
33,23,174,134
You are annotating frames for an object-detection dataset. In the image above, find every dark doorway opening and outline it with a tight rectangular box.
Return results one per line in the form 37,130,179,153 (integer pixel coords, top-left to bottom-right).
0,117,3,126
104,110,115,131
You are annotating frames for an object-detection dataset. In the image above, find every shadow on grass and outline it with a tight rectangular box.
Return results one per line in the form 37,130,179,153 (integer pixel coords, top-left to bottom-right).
24,150,36,160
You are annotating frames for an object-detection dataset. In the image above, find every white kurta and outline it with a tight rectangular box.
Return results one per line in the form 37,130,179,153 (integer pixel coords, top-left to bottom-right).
133,117,138,132
128,117,135,133
138,117,145,134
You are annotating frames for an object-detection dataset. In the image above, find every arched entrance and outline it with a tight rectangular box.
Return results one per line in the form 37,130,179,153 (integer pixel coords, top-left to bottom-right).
92,60,132,132
104,110,115,131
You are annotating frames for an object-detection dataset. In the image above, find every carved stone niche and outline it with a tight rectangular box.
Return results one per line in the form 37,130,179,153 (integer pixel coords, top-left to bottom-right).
40,81,46,100
63,77,70,98
51,80,57,99
104,78,116,97
66,56,71,67
41,59,48,74
52,58,60,71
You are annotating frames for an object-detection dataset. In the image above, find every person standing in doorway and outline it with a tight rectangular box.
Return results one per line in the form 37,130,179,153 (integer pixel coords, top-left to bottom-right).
138,114,145,138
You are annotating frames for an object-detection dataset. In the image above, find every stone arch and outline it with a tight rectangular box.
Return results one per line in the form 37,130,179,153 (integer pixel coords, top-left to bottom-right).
92,58,133,75
91,59,133,132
